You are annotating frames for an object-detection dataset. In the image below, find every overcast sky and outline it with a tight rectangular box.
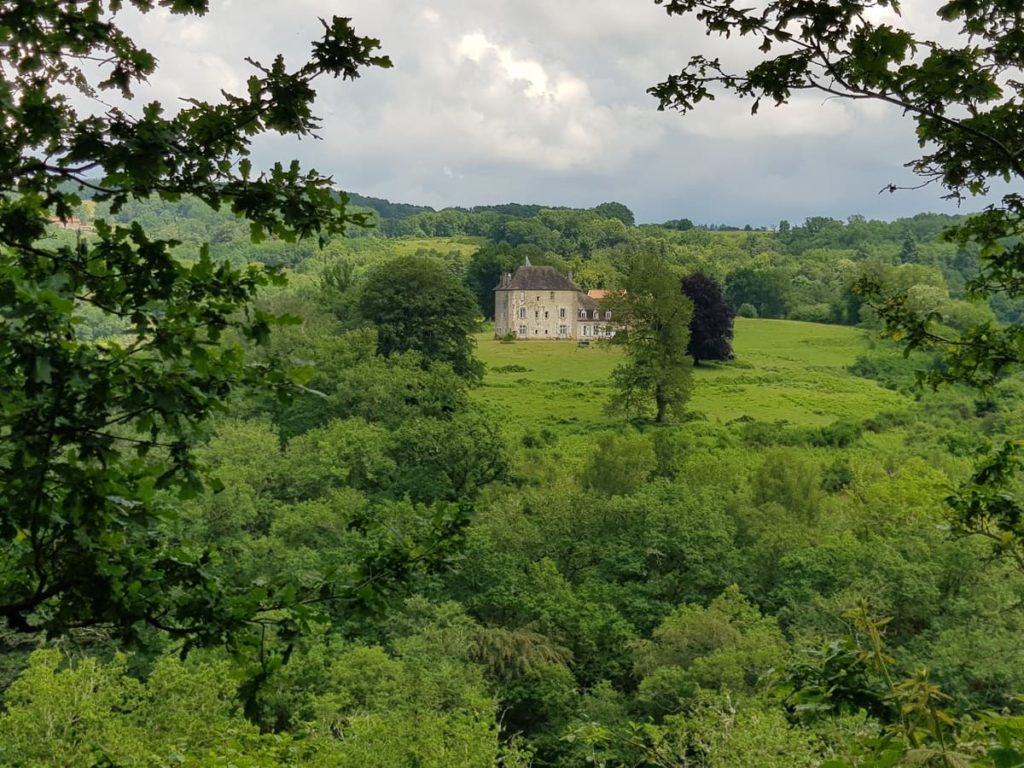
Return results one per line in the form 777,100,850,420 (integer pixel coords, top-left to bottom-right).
116,1,1002,226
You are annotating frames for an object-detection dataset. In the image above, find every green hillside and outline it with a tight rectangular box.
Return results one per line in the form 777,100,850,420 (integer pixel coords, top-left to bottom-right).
10,1,1024,761
472,317,908,437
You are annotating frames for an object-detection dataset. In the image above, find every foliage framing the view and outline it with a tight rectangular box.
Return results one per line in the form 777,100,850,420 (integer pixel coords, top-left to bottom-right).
651,0,1024,574
0,2,391,641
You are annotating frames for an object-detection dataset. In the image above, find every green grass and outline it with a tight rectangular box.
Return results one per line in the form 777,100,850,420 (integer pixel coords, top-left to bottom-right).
330,237,485,265
379,237,485,257
471,318,910,439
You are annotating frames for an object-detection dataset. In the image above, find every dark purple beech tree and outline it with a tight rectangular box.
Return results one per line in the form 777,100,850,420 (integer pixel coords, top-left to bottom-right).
681,273,735,365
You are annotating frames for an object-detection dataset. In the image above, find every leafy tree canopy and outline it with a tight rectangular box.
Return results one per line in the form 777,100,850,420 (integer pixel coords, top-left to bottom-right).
0,2,390,642
358,254,484,382
592,202,636,227
725,266,790,320
607,252,694,423
466,243,521,320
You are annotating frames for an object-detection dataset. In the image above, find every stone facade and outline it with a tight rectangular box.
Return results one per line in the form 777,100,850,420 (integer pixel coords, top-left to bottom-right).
494,262,614,340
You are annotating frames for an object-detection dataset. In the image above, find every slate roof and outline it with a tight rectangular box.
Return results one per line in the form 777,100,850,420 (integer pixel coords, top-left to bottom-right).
499,265,578,292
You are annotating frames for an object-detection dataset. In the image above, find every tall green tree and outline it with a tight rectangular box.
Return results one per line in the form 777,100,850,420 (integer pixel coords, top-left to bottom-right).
0,3,389,641
359,254,484,382
725,267,790,319
607,253,694,423
593,202,636,227
465,243,519,320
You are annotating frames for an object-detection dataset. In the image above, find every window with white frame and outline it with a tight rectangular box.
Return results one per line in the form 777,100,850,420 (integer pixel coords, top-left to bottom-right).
583,325,590,336
518,325,527,336
605,310,611,320
559,324,567,335
579,309,586,319
559,308,566,319
518,307,526,319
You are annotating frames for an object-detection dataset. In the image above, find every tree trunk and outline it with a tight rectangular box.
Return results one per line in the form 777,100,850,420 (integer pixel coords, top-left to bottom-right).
655,386,668,423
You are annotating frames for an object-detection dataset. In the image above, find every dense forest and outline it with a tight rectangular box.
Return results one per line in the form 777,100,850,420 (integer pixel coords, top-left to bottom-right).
5,2,1024,766
90,191,999,328
6,192,1022,766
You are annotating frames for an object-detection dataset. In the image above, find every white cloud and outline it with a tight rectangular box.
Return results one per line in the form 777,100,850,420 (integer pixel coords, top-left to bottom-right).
91,0,1009,223
680,96,851,140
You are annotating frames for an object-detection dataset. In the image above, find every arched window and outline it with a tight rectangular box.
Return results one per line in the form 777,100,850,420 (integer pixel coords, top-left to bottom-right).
579,309,587,319
605,310,611,320
592,310,599,319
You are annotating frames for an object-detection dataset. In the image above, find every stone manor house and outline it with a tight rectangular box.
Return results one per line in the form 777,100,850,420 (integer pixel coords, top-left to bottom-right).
494,260,615,340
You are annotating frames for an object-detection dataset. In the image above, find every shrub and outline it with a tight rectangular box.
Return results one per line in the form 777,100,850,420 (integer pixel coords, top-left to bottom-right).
580,432,655,496
821,457,854,492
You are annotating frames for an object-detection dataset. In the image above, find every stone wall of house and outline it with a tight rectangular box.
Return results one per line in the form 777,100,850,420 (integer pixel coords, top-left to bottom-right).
494,266,615,340
576,307,614,339
500,289,578,339
495,292,511,337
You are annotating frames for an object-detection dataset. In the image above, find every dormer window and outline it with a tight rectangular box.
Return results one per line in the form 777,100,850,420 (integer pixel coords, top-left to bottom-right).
579,309,587,319
592,310,599,319
605,310,612,320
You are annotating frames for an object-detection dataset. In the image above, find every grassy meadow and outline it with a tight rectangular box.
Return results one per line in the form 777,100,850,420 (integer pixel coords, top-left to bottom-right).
471,317,910,440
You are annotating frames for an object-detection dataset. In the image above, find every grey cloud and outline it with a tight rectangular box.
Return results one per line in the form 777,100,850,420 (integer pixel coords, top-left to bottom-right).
116,1,1002,224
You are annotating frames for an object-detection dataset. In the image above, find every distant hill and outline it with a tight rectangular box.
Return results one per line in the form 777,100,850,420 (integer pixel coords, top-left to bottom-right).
345,193,435,220
345,194,559,222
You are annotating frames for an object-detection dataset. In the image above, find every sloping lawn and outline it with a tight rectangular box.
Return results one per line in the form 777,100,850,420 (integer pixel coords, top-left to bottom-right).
471,318,909,438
